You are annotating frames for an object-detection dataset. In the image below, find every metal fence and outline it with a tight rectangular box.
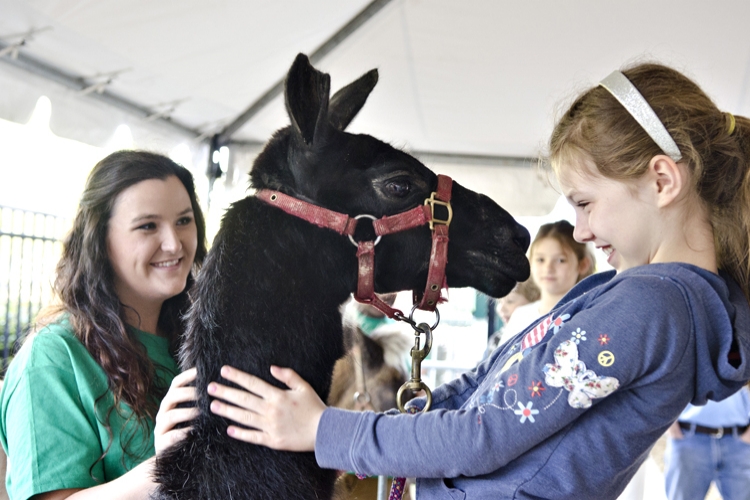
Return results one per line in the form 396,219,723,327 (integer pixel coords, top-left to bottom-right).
0,206,68,373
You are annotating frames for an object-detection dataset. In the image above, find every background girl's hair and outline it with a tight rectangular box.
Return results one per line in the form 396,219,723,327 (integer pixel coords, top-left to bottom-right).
514,278,541,303
548,63,750,301
530,220,594,281
36,150,207,464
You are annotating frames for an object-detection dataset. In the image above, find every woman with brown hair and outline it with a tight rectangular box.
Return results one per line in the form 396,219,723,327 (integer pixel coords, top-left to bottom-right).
0,150,206,499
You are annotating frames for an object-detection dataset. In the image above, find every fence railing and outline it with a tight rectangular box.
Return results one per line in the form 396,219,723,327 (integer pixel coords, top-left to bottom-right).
0,206,68,373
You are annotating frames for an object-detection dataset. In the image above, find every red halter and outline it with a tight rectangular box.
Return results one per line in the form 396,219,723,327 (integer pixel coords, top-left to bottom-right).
256,175,453,318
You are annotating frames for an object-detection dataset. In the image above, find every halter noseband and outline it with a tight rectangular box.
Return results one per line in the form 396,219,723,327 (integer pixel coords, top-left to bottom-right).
256,174,453,318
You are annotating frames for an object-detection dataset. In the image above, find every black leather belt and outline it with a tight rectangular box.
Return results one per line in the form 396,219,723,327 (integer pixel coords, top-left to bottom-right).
678,421,749,438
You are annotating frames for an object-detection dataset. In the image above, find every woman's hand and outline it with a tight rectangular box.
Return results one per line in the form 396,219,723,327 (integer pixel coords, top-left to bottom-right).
208,365,325,452
667,421,684,440
741,426,750,445
154,367,199,455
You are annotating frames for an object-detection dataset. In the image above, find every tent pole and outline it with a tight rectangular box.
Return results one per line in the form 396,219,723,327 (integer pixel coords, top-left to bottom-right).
0,40,200,138
216,0,396,145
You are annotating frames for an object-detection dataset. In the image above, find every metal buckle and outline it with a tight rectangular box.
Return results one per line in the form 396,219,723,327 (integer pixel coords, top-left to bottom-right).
712,427,724,439
424,193,453,230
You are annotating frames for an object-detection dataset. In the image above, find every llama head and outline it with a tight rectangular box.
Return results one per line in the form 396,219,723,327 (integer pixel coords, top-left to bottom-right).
250,53,530,300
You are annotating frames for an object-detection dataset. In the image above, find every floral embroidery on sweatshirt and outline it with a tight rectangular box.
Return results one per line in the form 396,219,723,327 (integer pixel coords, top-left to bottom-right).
570,328,587,344
514,401,539,423
469,314,619,425
543,340,619,409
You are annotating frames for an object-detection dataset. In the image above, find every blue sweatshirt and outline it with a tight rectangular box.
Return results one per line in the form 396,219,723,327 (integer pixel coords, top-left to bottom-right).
315,263,750,499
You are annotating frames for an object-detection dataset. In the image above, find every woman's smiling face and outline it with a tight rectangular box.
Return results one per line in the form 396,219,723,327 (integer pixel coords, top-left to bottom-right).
106,175,197,315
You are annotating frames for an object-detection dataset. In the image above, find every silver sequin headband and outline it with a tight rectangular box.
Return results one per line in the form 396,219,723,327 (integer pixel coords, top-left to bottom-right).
599,71,682,162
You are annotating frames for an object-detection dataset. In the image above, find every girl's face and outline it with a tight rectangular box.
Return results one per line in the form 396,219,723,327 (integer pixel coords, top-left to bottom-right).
530,237,582,297
498,291,529,324
558,159,656,272
106,176,198,314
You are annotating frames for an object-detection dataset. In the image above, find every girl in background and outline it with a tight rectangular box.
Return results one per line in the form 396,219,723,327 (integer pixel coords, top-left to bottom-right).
487,278,540,353
500,220,593,343
498,279,541,327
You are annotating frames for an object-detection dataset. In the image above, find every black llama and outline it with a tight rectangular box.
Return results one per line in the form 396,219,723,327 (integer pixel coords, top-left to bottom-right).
154,53,530,500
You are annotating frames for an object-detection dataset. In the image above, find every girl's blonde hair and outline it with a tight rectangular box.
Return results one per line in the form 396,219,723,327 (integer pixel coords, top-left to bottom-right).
530,220,594,282
549,63,750,301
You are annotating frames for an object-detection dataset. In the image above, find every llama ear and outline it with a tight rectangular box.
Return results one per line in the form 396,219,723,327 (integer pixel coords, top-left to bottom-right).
285,53,331,146
328,69,378,131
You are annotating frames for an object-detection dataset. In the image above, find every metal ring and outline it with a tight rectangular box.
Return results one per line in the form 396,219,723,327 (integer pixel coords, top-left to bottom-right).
396,381,433,413
347,214,382,247
409,303,440,331
353,391,371,405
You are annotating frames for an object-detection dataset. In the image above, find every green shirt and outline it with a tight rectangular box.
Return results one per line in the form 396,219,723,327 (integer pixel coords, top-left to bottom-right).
0,319,178,500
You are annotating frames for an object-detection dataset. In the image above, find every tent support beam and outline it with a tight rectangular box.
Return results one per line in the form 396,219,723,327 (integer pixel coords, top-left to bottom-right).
409,151,539,168
216,0,395,145
226,140,538,169
0,40,201,138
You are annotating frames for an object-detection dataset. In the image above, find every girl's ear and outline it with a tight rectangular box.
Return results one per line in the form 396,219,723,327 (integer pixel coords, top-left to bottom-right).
578,255,592,278
649,155,685,208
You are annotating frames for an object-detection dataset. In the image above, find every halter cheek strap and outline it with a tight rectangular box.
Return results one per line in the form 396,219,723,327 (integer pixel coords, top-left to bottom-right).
256,175,453,317
414,175,452,309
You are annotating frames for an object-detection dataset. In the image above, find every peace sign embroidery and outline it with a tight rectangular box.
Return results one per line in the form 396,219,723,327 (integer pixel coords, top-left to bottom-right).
598,350,615,367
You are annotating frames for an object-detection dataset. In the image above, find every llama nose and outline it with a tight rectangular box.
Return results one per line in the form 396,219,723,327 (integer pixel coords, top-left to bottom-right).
513,224,531,251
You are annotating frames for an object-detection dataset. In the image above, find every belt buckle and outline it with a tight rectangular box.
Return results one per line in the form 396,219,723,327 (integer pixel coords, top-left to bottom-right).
712,427,724,439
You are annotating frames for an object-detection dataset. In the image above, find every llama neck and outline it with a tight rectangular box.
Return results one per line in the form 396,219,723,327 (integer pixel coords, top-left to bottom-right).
183,197,359,397
194,195,357,351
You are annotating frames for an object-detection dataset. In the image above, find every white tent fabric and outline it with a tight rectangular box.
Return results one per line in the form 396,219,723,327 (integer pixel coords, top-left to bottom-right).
2,0,750,218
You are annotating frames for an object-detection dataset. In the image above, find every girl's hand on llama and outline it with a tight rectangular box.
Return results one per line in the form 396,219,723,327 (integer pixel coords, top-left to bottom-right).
154,367,199,455
208,364,325,452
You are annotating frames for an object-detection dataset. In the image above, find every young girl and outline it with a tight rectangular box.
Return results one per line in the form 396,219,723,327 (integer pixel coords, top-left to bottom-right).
498,278,540,326
206,63,750,499
486,278,540,353
502,220,593,343
0,151,205,499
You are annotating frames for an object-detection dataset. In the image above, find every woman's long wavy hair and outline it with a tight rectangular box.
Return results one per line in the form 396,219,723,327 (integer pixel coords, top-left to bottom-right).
35,150,207,468
549,63,750,302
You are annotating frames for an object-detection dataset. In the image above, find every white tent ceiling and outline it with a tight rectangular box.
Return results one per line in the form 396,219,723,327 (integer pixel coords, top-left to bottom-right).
2,0,750,218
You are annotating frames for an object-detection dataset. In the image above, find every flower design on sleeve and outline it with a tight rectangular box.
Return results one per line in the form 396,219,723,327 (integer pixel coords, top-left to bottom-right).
514,401,539,423
570,328,587,344
543,340,619,409
529,381,545,397
551,314,571,333
477,377,505,405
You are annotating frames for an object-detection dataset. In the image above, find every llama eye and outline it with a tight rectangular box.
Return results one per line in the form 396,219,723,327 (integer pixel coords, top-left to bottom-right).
385,180,411,198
